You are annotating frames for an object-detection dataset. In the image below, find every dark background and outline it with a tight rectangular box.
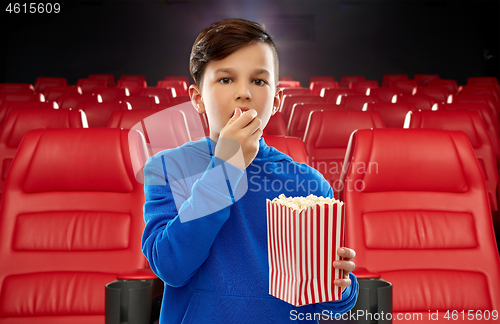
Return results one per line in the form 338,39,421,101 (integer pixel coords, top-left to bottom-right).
0,0,498,87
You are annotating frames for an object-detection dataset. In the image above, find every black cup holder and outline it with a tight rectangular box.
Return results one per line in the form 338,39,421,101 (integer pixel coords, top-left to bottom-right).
105,280,153,324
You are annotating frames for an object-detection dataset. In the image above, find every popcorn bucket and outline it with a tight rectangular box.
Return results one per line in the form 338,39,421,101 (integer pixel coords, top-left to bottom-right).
266,198,345,306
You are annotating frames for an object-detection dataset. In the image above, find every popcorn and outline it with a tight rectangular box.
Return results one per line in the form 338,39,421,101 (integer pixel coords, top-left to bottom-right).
266,195,345,306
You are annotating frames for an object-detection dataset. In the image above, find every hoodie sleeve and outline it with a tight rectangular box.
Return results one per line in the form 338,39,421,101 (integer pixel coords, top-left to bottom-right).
141,150,245,287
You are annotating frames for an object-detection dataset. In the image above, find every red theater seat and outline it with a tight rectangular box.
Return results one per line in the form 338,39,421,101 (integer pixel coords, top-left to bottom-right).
382,74,408,87
309,81,338,96
338,128,500,322
339,94,379,111
468,77,500,93
280,94,323,126
427,79,459,94
450,93,498,117
288,103,340,139
94,87,127,103
0,101,54,127
44,86,81,103
397,94,437,111
77,102,124,128
369,87,402,102
0,109,84,198
263,112,287,136
0,93,42,108
56,94,98,109
349,80,379,95
303,110,384,189
76,79,108,95
117,79,147,96
279,77,294,81
323,88,356,104
390,80,418,95
156,80,188,97
0,128,148,324
108,109,191,155
88,74,116,87
408,110,498,211
163,76,191,85
282,88,312,96
119,75,147,82
340,76,365,88
262,136,309,165
140,87,174,104
415,86,451,103
309,76,335,84
414,74,439,86
0,83,34,93
366,102,416,128
119,95,156,110
169,95,191,105
460,85,499,103
277,80,301,88
438,103,500,163
34,77,67,93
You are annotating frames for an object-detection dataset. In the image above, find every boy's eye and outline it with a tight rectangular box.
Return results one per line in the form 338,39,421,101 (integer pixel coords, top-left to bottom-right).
219,78,232,84
253,79,267,86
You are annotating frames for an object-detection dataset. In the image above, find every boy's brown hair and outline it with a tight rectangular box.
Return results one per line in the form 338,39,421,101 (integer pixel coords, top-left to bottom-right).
190,18,279,89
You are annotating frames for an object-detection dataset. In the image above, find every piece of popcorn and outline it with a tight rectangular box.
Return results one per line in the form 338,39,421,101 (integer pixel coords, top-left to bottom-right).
271,194,342,211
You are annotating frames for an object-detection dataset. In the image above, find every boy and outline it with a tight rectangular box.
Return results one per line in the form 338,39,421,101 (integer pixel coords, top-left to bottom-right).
142,18,358,324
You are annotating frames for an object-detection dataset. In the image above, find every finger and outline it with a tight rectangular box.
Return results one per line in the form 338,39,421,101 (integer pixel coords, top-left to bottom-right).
338,247,356,261
334,278,351,289
225,108,242,127
230,109,258,129
333,260,356,272
249,126,263,142
244,117,262,135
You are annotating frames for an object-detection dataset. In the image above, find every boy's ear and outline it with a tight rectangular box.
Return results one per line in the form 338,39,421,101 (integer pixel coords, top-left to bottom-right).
272,87,284,116
189,84,205,114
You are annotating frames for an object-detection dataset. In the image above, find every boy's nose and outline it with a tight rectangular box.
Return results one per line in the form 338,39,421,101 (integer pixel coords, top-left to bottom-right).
235,83,252,100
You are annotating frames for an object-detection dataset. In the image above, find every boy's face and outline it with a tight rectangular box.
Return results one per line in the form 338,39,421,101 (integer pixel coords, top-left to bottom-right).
190,42,282,140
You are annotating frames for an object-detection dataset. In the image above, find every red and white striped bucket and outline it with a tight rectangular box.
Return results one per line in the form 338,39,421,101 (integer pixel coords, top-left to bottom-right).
266,199,345,306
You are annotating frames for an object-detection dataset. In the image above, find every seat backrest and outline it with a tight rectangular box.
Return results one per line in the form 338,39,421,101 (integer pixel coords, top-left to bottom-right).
262,135,309,165
460,85,499,103
277,80,301,88
451,93,498,118
367,102,416,128
0,128,146,323
427,79,459,94
390,80,418,95
108,109,191,155
438,103,500,163
349,80,379,94
77,102,123,128
0,83,34,93
408,110,498,211
88,74,116,87
303,110,384,188
282,88,312,96
0,93,41,108
280,94,322,126
0,101,54,127
288,103,340,139
56,94,98,109
340,76,365,88
140,87,174,104
309,76,335,84
382,74,408,87
322,88,356,104
116,79,147,96
369,87,402,102
339,94,379,111
0,108,84,197
415,86,451,103
263,111,287,136
44,86,81,103
156,80,188,97
414,74,439,86
468,77,500,93
76,79,108,95
119,95,156,110
119,75,147,82
338,128,500,320
397,94,437,110
94,87,127,103
163,76,191,85
34,77,67,93
309,81,338,96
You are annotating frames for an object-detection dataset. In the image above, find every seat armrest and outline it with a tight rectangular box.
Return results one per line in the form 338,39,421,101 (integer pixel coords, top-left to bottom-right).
353,267,381,279
116,268,158,280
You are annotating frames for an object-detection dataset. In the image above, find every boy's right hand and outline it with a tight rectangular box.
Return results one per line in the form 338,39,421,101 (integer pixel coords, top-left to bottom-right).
214,108,262,169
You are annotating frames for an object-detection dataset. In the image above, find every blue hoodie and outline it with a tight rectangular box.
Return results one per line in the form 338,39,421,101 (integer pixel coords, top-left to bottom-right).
142,137,358,324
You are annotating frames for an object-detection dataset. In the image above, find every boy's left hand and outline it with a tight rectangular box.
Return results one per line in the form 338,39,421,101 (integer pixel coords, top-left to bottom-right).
333,247,356,292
